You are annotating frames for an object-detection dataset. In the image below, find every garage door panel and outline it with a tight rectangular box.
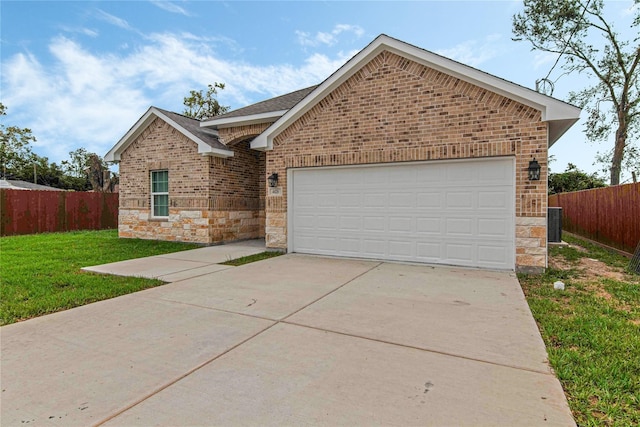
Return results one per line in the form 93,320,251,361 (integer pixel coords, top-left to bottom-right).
446,192,474,209
478,244,510,265
415,165,444,182
291,159,514,270
416,242,442,259
339,216,361,230
478,191,509,209
416,217,442,234
445,243,475,263
479,164,513,182
478,218,509,237
339,193,361,207
417,192,442,208
389,217,413,232
316,236,339,251
362,240,386,256
445,218,474,235
295,214,317,229
295,194,316,208
447,166,476,183
389,192,414,207
316,215,338,230
389,240,413,257
364,193,386,208
338,238,361,253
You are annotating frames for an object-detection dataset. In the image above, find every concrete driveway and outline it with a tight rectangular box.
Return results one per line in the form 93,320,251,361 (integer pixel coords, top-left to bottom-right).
1,247,575,426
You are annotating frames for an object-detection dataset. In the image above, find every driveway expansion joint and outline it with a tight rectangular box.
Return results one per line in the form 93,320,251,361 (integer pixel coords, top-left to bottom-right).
281,320,554,376
280,261,384,322
92,321,279,427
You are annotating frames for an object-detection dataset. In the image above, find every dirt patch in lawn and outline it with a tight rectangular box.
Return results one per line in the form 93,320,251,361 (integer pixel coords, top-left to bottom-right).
550,244,627,282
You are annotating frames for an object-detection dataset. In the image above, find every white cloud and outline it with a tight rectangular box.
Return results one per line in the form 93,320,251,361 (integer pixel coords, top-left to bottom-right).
621,1,639,17
296,24,364,47
149,0,190,16
533,51,558,69
60,26,99,38
95,9,132,30
1,33,354,163
436,34,506,67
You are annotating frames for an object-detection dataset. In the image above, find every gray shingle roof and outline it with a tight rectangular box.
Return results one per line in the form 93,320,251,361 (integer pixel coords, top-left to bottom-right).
208,85,318,120
154,108,230,152
0,179,66,191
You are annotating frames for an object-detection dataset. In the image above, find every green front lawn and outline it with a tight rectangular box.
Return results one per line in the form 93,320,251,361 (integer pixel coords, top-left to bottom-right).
221,250,283,266
519,235,639,426
0,230,200,325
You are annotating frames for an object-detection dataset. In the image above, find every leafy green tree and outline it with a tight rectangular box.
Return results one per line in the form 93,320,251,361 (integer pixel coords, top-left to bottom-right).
548,163,607,194
61,148,117,192
513,0,640,185
183,82,230,120
61,148,91,178
0,103,38,180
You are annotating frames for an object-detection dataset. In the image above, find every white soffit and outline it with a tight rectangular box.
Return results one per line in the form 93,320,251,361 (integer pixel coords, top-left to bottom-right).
251,34,581,151
200,110,288,129
105,107,233,162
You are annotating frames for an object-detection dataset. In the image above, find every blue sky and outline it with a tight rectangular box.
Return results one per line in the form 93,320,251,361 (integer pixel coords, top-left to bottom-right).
1,0,637,181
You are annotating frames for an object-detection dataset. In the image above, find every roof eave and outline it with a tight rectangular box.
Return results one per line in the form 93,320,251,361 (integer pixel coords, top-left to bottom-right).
200,146,234,158
251,34,582,151
200,110,288,129
105,107,157,162
548,117,580,147
105,107,233,162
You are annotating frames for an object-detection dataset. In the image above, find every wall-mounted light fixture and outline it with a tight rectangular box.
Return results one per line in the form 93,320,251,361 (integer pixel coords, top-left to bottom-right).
268,172,279,188
528,158,541,181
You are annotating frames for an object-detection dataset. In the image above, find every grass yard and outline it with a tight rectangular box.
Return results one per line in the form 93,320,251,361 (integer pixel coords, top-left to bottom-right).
0,230,200,325
519,234,639,426
221,250,283,266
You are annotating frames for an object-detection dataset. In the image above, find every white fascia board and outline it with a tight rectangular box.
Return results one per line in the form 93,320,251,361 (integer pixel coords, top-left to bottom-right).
105,107,233,162
200,110,288,129
105,107,156,162
252,34,581,150
200,147,234,158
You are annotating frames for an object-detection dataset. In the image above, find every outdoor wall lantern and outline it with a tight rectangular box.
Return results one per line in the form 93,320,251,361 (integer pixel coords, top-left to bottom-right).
528,158,541,181
268,172,279,187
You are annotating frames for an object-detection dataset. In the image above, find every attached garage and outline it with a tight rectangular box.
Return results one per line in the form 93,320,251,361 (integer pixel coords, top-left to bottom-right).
290,158,515,269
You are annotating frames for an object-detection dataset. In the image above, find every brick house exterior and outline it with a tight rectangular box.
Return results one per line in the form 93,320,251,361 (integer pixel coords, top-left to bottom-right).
106,35,580,272
112,109,264,243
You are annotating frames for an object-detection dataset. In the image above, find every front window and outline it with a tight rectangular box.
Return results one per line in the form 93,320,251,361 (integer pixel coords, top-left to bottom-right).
151,170,169,218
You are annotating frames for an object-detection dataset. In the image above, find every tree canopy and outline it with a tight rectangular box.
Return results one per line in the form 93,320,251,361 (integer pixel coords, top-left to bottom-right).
1,103,38,180
183,82,230,120
1,103,116,191
548,163,607,194
513,0,640,185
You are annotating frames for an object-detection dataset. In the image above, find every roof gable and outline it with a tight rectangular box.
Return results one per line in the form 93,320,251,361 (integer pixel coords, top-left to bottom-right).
105,107,233,162
251,34,581,151
200,86,318,129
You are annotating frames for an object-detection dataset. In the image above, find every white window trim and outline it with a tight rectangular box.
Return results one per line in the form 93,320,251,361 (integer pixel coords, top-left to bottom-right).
150,170,169,219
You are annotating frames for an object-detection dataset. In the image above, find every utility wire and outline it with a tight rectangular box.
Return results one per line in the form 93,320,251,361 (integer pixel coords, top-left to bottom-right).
541,0,593,90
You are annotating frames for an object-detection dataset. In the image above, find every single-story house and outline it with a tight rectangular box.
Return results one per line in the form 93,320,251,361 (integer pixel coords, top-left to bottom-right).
106,34,581,273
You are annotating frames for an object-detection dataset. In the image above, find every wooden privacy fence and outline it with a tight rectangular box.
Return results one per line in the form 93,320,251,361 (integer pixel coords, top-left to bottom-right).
0,189,118,236
548,183,640,254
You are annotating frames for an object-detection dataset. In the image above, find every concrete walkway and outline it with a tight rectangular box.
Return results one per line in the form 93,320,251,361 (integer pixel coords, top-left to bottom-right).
1,246,576,426
82,239,267,282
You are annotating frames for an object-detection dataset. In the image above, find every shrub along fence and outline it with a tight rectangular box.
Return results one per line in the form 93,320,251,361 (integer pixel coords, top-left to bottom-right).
548,182,640,254
0,189,118,236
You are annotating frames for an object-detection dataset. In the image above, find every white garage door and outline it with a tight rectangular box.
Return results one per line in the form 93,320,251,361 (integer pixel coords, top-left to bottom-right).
290,158,515,270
